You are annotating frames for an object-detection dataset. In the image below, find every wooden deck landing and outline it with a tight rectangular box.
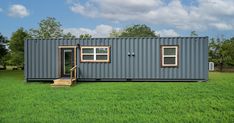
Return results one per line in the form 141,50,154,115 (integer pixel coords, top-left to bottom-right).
51,78,76,87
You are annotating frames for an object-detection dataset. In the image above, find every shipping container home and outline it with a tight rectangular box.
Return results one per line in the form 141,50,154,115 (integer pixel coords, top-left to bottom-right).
24,37,208,86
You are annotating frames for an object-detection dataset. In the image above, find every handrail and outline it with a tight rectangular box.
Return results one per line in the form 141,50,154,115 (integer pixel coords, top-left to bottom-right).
70,65,77,82
70,65,77,71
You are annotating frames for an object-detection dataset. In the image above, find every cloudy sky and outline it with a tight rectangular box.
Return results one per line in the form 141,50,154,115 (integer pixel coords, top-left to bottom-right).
0,0,234,38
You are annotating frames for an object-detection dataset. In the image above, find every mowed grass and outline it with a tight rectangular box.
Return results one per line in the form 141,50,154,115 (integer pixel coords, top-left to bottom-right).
0,71,234,123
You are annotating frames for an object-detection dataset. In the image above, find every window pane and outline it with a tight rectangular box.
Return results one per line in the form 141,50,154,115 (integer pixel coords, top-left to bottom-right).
96,48,108,53
82,48,94,53
164,48,176,55
96,55,108,60
83,55,94,60
164,57,176,64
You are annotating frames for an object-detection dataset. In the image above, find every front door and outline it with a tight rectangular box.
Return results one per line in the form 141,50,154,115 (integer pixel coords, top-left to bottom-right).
61,48,74,77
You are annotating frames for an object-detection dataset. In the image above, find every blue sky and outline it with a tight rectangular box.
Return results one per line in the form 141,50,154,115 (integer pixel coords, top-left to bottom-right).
0,0,234,38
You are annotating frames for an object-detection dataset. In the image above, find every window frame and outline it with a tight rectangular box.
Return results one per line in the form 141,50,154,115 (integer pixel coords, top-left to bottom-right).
80,46,110,63
161,45,179,67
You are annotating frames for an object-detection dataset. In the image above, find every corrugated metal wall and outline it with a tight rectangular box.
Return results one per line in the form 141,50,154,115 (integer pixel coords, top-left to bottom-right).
25,37,208,81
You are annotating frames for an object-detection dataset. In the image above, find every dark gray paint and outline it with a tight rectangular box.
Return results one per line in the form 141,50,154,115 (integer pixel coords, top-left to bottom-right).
24,37,208,81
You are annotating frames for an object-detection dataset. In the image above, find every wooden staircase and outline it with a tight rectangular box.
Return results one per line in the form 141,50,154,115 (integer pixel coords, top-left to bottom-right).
51,78,76,86
51,65,77,87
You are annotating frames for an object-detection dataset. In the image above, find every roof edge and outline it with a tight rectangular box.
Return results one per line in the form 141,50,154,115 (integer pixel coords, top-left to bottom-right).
26,36,209,41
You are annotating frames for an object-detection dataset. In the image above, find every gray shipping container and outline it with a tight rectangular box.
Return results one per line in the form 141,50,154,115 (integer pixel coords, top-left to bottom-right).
24,37,208,82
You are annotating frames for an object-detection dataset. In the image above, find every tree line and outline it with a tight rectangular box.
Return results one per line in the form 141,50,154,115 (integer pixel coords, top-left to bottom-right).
209,37,234,71
0,17,233,71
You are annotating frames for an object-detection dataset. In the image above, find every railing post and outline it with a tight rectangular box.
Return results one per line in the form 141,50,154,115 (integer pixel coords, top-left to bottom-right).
70,71,72,82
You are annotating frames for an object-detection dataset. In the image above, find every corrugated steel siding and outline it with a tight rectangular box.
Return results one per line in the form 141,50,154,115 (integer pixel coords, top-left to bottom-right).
25,37,208,81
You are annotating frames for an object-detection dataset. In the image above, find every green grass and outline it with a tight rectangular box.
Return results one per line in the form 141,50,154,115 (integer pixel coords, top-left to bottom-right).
0,71,234,123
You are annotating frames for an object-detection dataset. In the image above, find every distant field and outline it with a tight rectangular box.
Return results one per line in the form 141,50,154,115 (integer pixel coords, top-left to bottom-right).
0,71,234,122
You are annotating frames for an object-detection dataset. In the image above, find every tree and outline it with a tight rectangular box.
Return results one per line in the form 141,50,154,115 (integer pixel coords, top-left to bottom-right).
9,27,29,68
0,33,8,43
109,29,122,37
0,33,8,68
29,17,63,38
209,37,234,71
209,38,223,71
0,33,8,59
119,24,157,37
63,32,76,39
222,38,234,66
79,34,92,39
0,45,8,62
190,31,198,37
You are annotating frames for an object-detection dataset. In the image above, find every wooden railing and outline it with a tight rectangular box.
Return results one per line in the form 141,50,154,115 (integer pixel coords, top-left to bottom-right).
70,65,77,82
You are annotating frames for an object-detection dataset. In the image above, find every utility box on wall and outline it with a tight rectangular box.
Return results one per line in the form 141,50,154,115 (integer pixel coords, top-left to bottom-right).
209,62,215,71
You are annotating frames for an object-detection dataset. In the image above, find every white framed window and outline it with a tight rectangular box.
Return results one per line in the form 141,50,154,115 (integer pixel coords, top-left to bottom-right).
161,45,178,67
80,46,110,62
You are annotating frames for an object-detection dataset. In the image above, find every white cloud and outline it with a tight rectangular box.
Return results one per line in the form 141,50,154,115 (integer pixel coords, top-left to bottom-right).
0,7,3,12
69,0,163,21
64,24,120,37
196,0,234,16
210,22,234,30
68,0,234,31
155,29,180,37
8,4,29,18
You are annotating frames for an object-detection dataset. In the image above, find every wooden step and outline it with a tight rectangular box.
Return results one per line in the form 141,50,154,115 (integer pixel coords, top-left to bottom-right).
51,78,76,87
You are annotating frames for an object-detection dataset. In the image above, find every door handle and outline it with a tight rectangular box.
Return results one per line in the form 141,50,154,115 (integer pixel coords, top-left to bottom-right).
132,52,135,56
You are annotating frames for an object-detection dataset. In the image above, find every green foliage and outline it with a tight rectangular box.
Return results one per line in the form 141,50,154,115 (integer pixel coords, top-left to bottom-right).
190,31,198,37
0,33,8,43
1,71,234,122
8,27,29,67
29,17,77,39
9,28,28,52
29,17,64,38
79,34,92,39
0,33,8,66
209,37,234,71
1,53,11,66
119,24,157,37
109,29,122,37
0,45,7,58
209,38,220,64
63,32,76,39
222,38,234,65
0,45,8,66
0,45,8,57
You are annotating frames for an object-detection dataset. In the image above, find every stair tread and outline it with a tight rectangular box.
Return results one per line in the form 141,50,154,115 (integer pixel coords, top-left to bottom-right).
52,78,76,87
51,84,71,87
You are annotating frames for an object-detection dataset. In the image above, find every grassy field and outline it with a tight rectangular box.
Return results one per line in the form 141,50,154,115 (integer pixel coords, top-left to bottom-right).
0,71,234,123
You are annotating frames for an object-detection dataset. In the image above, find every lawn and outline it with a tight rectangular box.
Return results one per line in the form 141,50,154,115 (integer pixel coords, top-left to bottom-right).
0,71,234,123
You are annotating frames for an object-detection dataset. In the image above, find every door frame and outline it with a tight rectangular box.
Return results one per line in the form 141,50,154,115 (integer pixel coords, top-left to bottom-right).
58,46,77,78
